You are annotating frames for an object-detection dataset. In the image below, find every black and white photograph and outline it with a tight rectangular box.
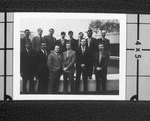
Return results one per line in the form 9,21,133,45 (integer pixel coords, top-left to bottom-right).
13,13,126,100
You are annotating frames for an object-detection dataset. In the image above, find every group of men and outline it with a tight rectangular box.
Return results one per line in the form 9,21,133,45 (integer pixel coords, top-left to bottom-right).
20,28,110,94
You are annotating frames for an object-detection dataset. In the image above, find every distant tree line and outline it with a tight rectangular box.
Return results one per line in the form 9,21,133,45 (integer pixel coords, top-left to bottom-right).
88,20,119,34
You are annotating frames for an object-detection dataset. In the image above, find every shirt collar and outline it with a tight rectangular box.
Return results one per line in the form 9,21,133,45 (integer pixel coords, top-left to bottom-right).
67,49,71,52
102,37,105,40
26,48,31,52
38,34,42,37
61,38,65,41
54,51,58,55
24,36,30,40
99,50,103,53
41,49,45,53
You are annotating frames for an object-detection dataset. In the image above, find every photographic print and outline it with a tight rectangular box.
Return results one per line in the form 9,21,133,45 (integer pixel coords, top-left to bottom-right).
13,13,126,100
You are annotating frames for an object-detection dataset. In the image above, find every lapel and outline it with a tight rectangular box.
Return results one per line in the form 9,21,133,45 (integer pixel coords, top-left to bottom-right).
54,52,61,61
98,51,106,64
48,35,54,42
40,50,45,58
78,39,81,47
58,39,63,46
25,49,29,56
66,50,72,59
37,36,41,44
96,52,99,63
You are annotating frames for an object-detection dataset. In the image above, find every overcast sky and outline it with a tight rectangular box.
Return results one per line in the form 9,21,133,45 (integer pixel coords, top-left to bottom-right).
20,18,93,39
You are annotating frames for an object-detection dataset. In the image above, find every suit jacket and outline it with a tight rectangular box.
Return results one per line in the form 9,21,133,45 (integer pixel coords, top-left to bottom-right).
96,38,110,53
86,37,97,53
44,35,56,51
62,50,76,73
47,51,62,73
76,46,91,70
32,36,45,52
68,38,78,51
94,51,110,74
55,39,69,54
36,49,49,78
20,37,31,52
20,49,37,75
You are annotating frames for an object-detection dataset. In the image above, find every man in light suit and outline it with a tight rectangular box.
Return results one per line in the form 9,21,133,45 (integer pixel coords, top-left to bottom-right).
32,28,45,52
47,45,62,94
20,42,36,94
62,42,76,94
86,29,97,79
55,31,68,54
76,39,90,93
20,29,31,52
36,42,49,94
94,43,110,92
44,28,57,52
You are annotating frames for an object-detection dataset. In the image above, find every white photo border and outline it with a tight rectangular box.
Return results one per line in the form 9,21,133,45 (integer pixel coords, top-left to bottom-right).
13,13,126,100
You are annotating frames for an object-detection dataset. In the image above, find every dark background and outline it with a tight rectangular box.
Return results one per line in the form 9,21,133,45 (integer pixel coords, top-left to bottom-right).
1,0,150,120
0,0,150,14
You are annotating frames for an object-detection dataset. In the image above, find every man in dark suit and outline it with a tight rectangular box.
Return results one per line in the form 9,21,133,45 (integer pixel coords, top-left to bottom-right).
20,29,31,52
62,42,76,94
77,32,84,48
20,42,36,94
47,45,62,94
68,31,78,51
44,28,57,52
32,28,45,52
36,42,49,94
55,32,68,54
94,43,110,92
76,39,90,93
86,29,97,79
96,30,110,54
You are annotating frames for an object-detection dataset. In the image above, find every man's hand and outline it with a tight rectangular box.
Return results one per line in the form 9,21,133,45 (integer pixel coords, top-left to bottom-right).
96,67,102,71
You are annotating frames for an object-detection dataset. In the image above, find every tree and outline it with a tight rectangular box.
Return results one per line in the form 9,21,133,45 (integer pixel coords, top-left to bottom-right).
88,19,119,33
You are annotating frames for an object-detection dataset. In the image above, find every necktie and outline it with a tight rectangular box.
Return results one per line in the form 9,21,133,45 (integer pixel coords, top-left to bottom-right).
40,36,42,43
82,46,85,55
62,40,64,45
67,51,69,58
27,49,31,55
78,40,81,47
88,38,91,47
44,50,47,56
57,53,61,60
99,52,102,63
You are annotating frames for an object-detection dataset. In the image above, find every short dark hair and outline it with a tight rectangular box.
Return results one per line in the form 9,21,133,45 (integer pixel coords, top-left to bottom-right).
61,31,66,35
54,44,60,47
87,29,93,33
37,28,43,31
98,42,104,46
41,42,47,45
25,41,32,45
49,28,54,31
79,32,84,35
24,29,30,33
68,31,73,35
66,42,71,46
